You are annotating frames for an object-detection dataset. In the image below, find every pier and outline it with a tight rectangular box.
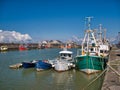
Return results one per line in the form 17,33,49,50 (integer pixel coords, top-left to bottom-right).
101,46,120,90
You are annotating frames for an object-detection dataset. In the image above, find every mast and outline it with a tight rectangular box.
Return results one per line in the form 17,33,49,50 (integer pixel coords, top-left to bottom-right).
81,17,98,55
82,17,93,54
85,17,93,30
103,28,106,43
99,24,102,42
87,17,93,52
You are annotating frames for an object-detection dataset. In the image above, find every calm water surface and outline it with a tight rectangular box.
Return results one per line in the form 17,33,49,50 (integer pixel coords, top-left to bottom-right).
0,48,104,90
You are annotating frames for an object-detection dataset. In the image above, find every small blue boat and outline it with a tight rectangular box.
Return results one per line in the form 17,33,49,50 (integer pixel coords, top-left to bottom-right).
35,60,52,71
22,60,38,68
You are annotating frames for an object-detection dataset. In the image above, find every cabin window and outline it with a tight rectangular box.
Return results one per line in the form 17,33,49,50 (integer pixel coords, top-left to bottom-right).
105,50,108,53
100,50,103,53
90,48,93,51
68,54,71,57
61,54,66,57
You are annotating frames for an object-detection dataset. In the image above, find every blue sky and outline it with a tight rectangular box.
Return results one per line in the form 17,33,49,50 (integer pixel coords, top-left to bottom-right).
0,0,120,41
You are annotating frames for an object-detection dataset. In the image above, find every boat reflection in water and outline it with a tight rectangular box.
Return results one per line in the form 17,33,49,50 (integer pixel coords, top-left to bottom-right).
34,69,104,90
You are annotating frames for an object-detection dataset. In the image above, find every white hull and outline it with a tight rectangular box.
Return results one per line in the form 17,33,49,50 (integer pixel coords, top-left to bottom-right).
54,61,69,72
9,63,22,69
80,69,101,74
0,46,8,51
51,48,74,72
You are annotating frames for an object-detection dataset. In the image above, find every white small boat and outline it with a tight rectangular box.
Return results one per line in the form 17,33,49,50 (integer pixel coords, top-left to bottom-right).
53,48,74,72
0,45,8,51
9,63,22,69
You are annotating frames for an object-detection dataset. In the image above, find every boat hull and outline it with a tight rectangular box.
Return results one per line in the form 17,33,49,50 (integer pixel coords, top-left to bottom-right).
54,60,69,72
22,62,36,68
0,46,8,51
19,45,28,51
35,61,52,71
75,55,108,74
9,63,22,69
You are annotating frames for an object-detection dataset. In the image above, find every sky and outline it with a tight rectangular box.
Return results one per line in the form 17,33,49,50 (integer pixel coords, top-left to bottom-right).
0,0,120,42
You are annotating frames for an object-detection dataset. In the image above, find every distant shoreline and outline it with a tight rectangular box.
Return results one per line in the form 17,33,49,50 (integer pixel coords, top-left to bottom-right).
0,43,38,50
0,43,81,51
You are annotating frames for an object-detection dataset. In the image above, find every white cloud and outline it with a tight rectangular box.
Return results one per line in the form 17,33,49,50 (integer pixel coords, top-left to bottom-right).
0,30,32,43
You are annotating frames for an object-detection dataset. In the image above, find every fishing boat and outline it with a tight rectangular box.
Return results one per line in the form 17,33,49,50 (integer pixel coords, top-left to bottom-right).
0,45,8,51
75,17,108,74
35,60,52,71
19,44,28,51
22,60,38,68
53,47,74,72
97,24,110,57
99,45,109,57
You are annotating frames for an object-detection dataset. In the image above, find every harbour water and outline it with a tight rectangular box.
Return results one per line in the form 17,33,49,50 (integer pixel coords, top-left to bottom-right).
0,48,104,90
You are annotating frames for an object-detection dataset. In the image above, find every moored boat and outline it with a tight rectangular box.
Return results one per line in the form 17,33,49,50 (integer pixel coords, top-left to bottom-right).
97,24,110,57
35,60,52,71
19,44,28,51
99,45,109,57
9,63,22,69
75,17,108,74
0,45,8,51
22,60,38,68
53,47,74,72
54,60,73,72
75,55,108,74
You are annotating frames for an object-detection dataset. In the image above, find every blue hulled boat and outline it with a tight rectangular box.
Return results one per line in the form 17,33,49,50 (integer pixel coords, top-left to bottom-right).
35,60,52,71
22,60,38,68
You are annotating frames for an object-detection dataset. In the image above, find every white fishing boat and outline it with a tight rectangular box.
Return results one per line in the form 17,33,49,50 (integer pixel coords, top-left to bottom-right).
99,44,109,57
97,24,110,57
52,48,74,72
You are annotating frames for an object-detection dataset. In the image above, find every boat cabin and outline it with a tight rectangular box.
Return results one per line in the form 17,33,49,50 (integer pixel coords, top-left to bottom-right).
59,50,73,60
98,45,109,56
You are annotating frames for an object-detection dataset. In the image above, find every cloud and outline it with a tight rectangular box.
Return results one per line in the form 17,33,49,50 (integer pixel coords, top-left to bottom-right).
0,30,32,43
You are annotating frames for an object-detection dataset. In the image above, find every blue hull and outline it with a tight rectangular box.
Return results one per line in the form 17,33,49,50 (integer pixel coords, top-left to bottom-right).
22,62,36,68
35,61,52,70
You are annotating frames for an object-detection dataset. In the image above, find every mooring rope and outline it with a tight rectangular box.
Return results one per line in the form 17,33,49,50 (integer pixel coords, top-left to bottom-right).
82,68,107,90
107,63,120,76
